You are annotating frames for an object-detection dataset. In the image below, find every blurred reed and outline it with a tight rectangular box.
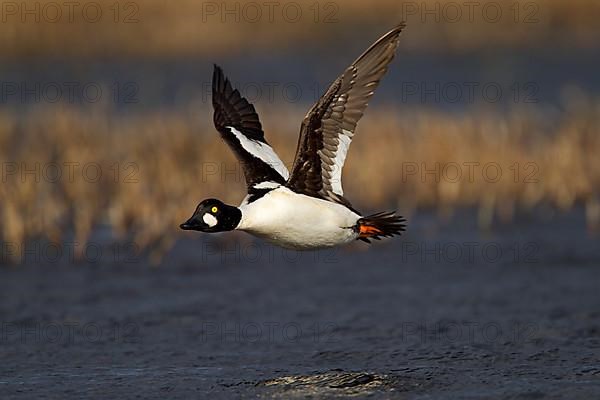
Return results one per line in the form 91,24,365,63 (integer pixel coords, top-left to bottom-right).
1,0,599,59
1,91,599,263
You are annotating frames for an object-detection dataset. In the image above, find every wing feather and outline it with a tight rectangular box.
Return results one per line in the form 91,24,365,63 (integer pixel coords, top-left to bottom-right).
286,24,405,207
212,65,289,190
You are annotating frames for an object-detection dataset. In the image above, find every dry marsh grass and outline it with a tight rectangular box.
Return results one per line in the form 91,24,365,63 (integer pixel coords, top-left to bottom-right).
1,0,599,59
1,95,599,262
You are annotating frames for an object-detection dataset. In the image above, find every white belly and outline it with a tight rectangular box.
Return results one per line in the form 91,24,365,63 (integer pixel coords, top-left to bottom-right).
236,187,361,249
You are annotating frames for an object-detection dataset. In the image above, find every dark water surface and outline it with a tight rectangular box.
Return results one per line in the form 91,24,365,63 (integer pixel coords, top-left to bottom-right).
1,211,599,398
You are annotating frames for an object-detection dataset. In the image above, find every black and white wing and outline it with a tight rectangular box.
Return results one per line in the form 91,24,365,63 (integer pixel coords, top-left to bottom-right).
212,65,289,191
286,24,404,208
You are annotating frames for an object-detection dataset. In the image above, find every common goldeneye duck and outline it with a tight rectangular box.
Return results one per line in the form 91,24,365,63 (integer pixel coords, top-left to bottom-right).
181,24,407,250
180,199,241,233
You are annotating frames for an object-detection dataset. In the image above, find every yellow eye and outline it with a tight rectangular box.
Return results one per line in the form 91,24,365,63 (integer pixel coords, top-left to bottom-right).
211,206,218,213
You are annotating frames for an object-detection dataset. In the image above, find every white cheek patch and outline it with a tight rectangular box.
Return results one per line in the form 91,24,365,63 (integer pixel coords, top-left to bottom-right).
202,213,218,227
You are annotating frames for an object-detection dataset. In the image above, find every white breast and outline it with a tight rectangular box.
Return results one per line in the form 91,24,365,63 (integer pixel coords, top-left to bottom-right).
237,186,361,249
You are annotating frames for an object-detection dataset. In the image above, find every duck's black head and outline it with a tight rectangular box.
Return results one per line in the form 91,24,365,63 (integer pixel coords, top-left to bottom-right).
180,199,242,233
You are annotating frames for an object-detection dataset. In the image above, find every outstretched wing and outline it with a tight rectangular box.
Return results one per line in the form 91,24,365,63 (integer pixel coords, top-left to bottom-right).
286,24,404,207
212,65,289,191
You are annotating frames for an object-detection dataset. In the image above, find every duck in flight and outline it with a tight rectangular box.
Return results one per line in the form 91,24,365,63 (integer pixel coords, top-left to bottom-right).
180,24,407,249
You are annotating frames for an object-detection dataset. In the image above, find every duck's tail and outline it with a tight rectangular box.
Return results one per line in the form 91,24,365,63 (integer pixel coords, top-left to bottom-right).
356,211,407,243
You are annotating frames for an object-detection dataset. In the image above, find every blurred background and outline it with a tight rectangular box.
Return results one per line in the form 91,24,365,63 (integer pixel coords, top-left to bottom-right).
0,0,599,262
2,1,600,398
